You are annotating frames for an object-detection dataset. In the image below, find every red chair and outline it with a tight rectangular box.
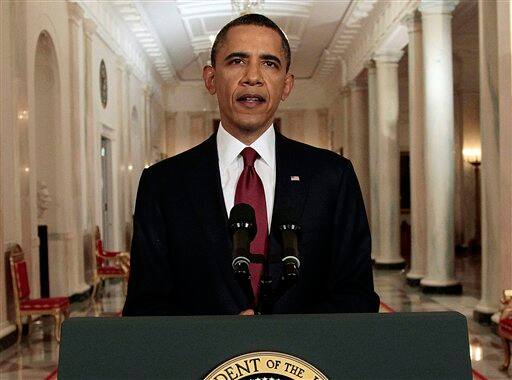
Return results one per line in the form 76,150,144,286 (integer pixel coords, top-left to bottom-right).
8,244,69,343
91,226,129,302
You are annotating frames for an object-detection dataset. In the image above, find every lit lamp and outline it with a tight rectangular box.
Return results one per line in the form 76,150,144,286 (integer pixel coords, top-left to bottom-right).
463,148,481,250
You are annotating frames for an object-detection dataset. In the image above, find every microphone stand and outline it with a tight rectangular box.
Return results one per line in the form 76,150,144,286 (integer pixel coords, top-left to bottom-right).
258,254,273,314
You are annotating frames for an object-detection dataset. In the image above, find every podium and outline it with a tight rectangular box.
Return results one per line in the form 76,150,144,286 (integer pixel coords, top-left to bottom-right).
58,312,472,379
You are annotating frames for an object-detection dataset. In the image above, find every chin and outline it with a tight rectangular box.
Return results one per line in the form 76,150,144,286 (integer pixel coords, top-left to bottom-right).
234,115,270,132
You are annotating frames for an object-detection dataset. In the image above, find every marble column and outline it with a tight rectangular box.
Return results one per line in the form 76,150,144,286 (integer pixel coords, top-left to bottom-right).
497,0,512,296
348,80,370,218
419,0,461,294
405,13,427,286
373,53,405,269
367,62,379,262
474,0,501,322
83,18,97,280
68,2,89,294
340,87,350,157
143,86,152,166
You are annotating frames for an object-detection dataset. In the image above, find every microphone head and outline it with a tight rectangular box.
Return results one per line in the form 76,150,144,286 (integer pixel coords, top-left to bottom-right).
273,208,301,232
229,203,257,238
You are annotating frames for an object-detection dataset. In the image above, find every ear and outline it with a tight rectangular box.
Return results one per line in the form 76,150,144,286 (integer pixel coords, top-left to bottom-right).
203,65,216,95
281,73,294,101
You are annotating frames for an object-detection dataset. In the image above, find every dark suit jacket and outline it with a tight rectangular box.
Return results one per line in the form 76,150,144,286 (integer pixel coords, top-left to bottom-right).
123,131,379,316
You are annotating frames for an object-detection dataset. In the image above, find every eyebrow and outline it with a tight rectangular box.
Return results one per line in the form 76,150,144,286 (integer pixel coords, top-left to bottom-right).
223,51,282,66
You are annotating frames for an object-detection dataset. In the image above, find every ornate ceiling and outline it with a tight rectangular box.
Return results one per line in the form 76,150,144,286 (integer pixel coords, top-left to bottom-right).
111,0,382,83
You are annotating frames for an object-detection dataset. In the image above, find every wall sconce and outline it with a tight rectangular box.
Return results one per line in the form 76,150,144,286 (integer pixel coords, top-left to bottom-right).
462,147,481,250
18,110,29,121
462,148,481,167
24,167,30,173
128,164,133,171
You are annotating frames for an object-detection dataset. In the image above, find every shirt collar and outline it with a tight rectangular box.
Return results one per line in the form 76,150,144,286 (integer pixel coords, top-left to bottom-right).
217,122,276,169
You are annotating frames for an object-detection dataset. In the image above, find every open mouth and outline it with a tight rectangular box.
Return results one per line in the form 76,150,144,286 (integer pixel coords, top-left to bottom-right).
236,94,266,108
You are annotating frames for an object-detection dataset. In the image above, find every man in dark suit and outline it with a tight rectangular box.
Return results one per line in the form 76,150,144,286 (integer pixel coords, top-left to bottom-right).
123,14,379,316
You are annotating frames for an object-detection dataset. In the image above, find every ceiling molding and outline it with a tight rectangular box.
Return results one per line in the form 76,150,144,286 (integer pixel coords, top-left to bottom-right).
111,0,177,83
314,0,379,79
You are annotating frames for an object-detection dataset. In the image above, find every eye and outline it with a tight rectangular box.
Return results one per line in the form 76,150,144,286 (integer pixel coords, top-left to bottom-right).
263,61,277,68
230,58,244,65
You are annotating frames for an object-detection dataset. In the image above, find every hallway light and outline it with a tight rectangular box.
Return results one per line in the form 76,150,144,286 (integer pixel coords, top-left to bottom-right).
462,148,481,165
469,338,483,361
24,167,30,173
128,165,133,171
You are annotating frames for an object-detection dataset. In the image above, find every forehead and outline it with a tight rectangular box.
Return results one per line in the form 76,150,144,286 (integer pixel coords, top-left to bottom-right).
220,24,284,56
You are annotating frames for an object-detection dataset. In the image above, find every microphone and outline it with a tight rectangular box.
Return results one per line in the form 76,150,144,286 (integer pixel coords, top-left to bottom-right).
228,203,257,305
274,209,301,287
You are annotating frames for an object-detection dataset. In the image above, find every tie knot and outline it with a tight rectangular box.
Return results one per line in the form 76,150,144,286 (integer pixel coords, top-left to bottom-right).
240,147,260,167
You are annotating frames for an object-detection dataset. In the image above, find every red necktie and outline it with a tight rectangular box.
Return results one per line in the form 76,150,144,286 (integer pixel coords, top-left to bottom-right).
234,147,268,302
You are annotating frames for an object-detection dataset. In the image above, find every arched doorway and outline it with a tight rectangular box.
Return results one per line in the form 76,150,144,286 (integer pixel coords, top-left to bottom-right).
34,31,62,296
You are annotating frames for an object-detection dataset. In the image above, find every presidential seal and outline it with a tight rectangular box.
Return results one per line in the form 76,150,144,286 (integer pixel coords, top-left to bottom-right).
204,351,328,380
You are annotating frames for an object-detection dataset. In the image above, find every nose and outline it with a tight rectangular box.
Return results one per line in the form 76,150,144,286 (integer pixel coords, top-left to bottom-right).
241,60,263,86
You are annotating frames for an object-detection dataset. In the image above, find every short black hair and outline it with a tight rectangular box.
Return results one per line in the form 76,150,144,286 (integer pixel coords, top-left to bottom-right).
210,13,291,72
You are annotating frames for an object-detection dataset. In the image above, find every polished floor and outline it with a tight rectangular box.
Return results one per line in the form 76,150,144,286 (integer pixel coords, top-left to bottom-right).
0,252,508,379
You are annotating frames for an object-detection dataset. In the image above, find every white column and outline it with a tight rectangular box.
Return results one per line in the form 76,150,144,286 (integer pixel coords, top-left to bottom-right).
143,86,152,165
68,2,89,293
117,57,130,251
83,18,97,281
341,87,350,157
348,80,370,218
367,62,379,262
405,13,427,286
474,0,501,321
373,52,405,269
419,0,461,293
497,0,512,295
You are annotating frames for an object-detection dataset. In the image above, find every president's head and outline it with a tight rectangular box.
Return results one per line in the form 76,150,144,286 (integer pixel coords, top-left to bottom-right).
203,14,294,143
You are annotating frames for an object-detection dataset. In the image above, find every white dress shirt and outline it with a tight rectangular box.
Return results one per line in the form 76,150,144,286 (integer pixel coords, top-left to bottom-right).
217,123,276,230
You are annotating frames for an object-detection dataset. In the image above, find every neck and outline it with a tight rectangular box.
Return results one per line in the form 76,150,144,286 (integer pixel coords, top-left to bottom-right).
221,121,273,145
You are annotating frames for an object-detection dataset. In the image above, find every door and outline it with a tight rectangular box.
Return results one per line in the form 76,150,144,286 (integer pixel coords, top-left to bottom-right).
101,137,114,248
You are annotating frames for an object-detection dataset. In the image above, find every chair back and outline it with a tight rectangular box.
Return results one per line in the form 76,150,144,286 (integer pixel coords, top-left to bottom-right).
8,245,31,304
94,225,108,267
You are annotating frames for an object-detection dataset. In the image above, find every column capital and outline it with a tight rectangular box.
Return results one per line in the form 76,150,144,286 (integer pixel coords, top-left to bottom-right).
419,0,459,15
67,2,84,25
403,11,422,32
83,18,97,36
364,60,376,71
373,51,404,64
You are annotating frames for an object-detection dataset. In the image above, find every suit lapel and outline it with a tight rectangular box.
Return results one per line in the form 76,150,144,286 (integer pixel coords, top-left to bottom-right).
185,134,249,309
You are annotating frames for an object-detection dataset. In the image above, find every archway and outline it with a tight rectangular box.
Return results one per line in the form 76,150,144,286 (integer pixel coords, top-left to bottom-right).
34,31,62,296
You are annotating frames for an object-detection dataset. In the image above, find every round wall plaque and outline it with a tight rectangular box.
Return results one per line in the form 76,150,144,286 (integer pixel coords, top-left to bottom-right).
99,59,108,108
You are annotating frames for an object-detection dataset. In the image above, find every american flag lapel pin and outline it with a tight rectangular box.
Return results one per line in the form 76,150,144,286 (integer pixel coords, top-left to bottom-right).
290,175,300,181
